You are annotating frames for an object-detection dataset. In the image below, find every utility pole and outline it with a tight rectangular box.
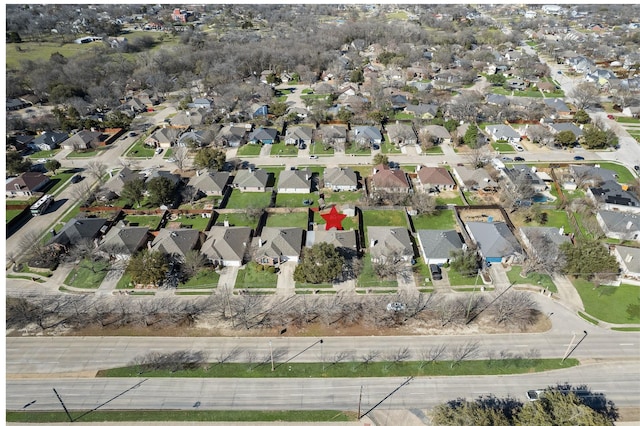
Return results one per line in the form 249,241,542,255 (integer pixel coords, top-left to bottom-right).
357,385,363,420
53,388,73,423
269,340,274,371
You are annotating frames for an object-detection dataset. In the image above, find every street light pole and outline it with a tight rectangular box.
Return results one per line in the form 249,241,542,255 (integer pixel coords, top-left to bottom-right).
269,341,274,372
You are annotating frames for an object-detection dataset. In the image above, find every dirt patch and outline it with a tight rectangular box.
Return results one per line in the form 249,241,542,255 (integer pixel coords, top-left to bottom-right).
457,207,508,223
618,406,640,422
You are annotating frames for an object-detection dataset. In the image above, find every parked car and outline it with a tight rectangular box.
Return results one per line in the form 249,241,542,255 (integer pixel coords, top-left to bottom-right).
514,145,524,152
573,155,585,161
526,389,545,401
429,264,442,280
155,148,163,154
386,302,406,312
634,165,639,171
514,156,525,161
309,155,318,159
501,156,512,161
70,174,82,183
607,114,615,120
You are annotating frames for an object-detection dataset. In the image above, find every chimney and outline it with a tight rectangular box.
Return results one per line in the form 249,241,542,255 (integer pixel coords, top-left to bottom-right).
370,239,377,247
627,221,633,230
559,226,564,235
259,238,263,247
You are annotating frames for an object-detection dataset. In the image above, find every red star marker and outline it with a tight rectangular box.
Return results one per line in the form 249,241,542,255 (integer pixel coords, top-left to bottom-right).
320,205,347,230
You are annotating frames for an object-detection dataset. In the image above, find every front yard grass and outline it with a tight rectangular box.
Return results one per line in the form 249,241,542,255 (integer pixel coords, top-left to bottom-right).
319,189,363,205
235,262,278,288
125,140,155,158
64,260,110,289
66,147,108,158
270,142,298,157
446,268,481,287
29,149,61,159
266,211,308,228
309,142,334,156
357,253,398,288
362,209,407,228
237,143,263,156
181,269,219,289
381,140,401,154
422,146,443,155
492,142,516,153
225,190,272,209
596,162,636,184
410,210,455,230
274,193,319,208
506,266,557,293
616,117,640,124
573,279,640,324
345,143,371,156
43,169,76,194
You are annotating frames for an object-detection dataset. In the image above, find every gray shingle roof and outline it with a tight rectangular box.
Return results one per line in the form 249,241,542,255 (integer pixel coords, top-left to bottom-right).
277,168,312,191
201,226,252,263
100,222,149,255
49,217,107,246
417,229,464,260
466,221,522,260
256,227,304,259
150,228,200,258
367,226,413,259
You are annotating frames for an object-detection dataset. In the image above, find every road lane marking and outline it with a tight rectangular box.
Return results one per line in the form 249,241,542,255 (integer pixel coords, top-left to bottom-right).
619,343,634,346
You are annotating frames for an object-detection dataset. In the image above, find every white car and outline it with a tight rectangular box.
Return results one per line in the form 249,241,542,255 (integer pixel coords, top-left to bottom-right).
155,148,163,155
526,389,544,401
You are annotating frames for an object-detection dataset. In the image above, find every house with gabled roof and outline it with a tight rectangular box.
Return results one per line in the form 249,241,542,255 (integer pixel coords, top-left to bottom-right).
485,124,521,143
177,129,215,148
249,127,278,144
367,226,413,264
215,123,251,148
319,124,348,150
416,166,456,192
48,217,108,247
596,210,640,242
233,168,270,192
519,226,571,258
255,227,304,266
465,221,523,264
371,164,411,193
353,126,382,146
60,130,105,151
421,125,452,144
144,170,182,186
103,167,143,196
544,98,572,118
98,221,149,260
29,131,69,151
149,228,201,259
405,103,439,119
547,122,583,141
6,172,50,197
570,165,617,187
323,167,358,192
284,126,313,146
501,164,548,193
146,126,181,149
188,171,230,196
416,229,464,265
308,229,359,258
386,122,417,146
277,168,312,194
170,110,205,128
613,245,640,280
588,181,640,213
451,165,499,191
201,226,252,267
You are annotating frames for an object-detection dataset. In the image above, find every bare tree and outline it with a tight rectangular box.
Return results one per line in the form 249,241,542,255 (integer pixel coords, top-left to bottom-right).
180,250,208,281
130,350,208,373
489,291,538,328
521,230,566,276
172,145,190,171
215,346,243,365
569,82,600,111
450,341,480,368
526,125,555,147
499,169,537,209
329,350,353,367
388,347,411,363
409,191,437,215
436,298,467,327
86,161,108,182
360,349,380,366
422,344,448,364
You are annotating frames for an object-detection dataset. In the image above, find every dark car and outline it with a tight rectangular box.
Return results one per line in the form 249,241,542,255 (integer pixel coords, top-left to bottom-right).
429,264,442,280
70,174,82,183
514,156,525,161
573,156,585,161
634,165,640,171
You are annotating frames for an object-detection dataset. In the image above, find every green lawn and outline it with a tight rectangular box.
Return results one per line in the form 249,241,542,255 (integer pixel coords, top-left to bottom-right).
274,193,319,208
44,170,76,194
422,146,443,155
410,210,455,230
309,142,334,156
413,258,434,287
261,166,285,181
446,268,482,287
435,195,464,206
181,269,220,289
237,143,263,156
616,117,640,124
122,215,162,229
29,149,61,159
362,209,407,228
381,140,402,154
7,40,95,70
266,211,308,228
6,208,26,223
167,214,211,231
213,212,260,229
357,253,398,288
541,210,572,230
6,410,353,424
66,147,108,158
345,143,371,155
596,162,636,184
125,140,155,158
270,142,298,157
506,266,557,293
573,279,640,324
64,260,110,289
319,189,363,205
235,262,278,288
225,190,272,209
492,142,516,153
116,272,133,290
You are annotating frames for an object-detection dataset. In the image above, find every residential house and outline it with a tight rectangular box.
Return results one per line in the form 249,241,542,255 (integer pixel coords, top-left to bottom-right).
188,171,230,196
170,110,204,128
519,226,571,258
6,172,50,197
29,131,69,151
201,226,252,267
6,98,30,111
286,106,309,119
187,98,212,109
319,124,348,150
48,217,108,247
465,221,523,264
120,97,147,116
255,227,304,266
367,226,413,264
149,228,201,259
389,94,409,110
548,122,583,143
177,129,215,148
277,168,312,194
353,126,382,147
323,167,358,192
416,229,464,265
506,78,527,91
146,127,181,149
371,164,411,193
8,134,33,154
486,94,510,106
144,170,182,187
566,55,595,74
284,126,313,146
103,167,143,196
386,122,417,146
544,98,572,118
501,165,548,193
215,124,251,148
252,104,268,118
536,81,557,93
421,125,452,144
60,130,104,151
485,124,521,143
613,245,640,280
585,69,617,87
596,210,640,242
587,180,640,213
457,123,489,147
98,221,149,260
233,168,270,192
416,166,456,192
308,229,359,258
570,165,617,187
451,166,498,191
405,103,439,119
249,127,278,145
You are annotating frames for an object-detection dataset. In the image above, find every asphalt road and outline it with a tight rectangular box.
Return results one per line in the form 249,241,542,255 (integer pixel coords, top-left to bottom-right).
7,361,639,412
